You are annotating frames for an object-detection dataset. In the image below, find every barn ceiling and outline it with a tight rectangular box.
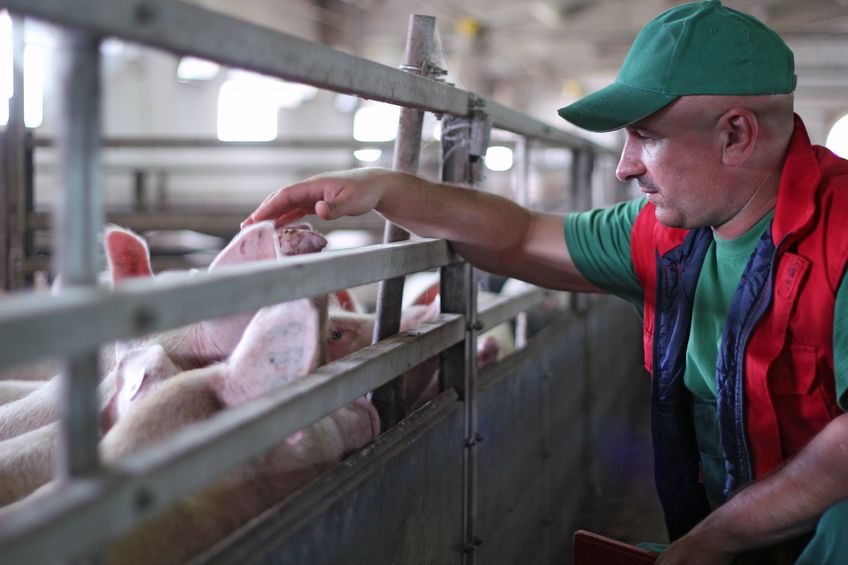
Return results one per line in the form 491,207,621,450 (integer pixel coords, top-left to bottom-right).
183,0,848,121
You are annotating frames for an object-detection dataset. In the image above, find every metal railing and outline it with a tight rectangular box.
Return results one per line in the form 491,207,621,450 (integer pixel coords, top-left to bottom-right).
0,1,615,563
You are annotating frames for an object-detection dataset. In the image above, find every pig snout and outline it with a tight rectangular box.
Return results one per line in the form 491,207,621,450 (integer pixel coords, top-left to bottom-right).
277,225,328,256
476,335,500,368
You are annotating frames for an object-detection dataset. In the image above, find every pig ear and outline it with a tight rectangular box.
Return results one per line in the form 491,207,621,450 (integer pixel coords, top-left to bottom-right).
400,299,440,332
333,289,362,313
208,221,279,272
218,299,321,407
412,281,441,306
105,226,153,285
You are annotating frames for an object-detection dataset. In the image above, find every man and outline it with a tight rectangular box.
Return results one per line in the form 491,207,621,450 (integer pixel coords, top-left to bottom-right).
244,1,848,562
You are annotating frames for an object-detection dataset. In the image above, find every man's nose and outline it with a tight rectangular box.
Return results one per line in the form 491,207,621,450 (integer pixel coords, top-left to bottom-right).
615,142,646,182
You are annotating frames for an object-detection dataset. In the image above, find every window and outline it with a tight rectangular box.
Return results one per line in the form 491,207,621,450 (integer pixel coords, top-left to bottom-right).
0,11,45,129
217,70,317,142
825,113,848,159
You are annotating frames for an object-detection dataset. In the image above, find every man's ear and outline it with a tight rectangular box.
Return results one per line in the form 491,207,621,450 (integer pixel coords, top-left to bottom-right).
720,108,758,165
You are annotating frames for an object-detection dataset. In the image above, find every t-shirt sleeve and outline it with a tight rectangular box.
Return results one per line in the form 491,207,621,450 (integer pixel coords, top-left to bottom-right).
833,267,848,411
564,197,647,310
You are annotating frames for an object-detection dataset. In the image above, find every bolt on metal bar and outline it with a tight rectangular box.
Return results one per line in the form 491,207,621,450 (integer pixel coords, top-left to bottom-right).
371,14,438,429
53,30,103,480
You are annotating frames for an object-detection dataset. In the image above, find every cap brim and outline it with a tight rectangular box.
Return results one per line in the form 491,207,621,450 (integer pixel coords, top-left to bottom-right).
557,82,679,132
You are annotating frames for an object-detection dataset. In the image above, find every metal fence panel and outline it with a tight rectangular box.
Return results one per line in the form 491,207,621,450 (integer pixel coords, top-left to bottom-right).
473,316,582,565
0,239,457,370
195,390,465,565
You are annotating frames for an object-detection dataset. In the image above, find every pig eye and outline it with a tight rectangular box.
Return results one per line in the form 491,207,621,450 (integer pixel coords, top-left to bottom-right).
329,328,343,341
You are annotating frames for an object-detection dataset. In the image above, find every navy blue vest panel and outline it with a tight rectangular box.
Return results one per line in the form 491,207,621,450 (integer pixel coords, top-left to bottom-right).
652,227,713,540
715,227,776,496
651,224,779,540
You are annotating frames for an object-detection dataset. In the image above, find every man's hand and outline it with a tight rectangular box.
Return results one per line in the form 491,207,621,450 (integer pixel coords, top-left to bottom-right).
243,167,598,291
658,412,848,563
243,167,394,229
656,527,735,565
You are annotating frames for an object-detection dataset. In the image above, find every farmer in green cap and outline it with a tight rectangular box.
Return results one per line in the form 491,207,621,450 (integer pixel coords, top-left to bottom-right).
245,1,848,562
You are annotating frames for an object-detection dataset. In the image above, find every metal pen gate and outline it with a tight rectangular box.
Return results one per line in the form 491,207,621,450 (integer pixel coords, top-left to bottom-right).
0,2,641,563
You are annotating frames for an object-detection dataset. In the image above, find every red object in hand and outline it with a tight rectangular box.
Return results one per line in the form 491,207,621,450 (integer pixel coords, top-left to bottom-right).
573,530,659,564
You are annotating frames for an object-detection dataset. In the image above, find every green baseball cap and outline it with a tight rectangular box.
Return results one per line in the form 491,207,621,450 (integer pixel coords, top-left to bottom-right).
557,0,796,132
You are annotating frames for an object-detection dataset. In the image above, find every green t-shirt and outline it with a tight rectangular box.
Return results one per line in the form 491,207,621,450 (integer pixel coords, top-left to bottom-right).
564,197,848,409
684,210,774,400
566,198,848,506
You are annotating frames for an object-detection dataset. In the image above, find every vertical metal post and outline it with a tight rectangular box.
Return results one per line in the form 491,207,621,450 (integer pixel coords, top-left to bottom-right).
570,148,594,212
133,169,148,212
512,136,530,349
2,14,26,290
371,14,437,428
569,148,594,314
155,170,168,211
439,108,491,565
23,129,34,285
53,30,103,480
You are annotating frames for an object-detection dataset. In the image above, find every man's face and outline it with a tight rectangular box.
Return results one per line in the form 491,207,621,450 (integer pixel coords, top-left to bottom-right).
615,98,735,230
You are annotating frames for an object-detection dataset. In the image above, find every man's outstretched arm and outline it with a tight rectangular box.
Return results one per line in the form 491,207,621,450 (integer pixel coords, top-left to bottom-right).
245,168,602,292
657,411,848,565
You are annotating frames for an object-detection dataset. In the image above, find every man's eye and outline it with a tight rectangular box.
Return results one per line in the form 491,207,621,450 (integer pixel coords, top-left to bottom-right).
329,329,343,341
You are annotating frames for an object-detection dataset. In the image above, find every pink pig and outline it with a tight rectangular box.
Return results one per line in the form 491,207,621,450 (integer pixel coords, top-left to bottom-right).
0,222,328,441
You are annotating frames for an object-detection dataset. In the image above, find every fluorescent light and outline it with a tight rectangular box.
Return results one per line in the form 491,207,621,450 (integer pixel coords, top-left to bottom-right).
354,148,382,162
353,101,400,142
432,121,442,141
217,78,278,141
335,93,358,113
217,71,320,141
177,56,220,82
0,10,11,103
0,12,45,128
23,44,44,127
826,114,848,159
485,146,514,172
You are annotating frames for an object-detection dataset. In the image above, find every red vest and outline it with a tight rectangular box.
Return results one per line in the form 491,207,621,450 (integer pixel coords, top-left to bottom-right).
632,116,848,484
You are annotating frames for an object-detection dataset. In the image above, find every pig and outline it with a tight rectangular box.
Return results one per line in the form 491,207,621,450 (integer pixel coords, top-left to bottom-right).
407,276,515,367
0,344,184,508
326,300,442,412
0,381,42,406
96,299,377,565
0,298,379,565
0,222,329,441
0,423,57,507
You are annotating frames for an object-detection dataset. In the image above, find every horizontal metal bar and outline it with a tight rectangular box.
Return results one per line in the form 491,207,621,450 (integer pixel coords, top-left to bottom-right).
197,387,463,565
479,97,619,156
9,2,618,152
5,0,468,116
32,137,396,150
35,164,384,176
477,287,549,332
28,211,386,236
0,313,466,564
0,239,458,370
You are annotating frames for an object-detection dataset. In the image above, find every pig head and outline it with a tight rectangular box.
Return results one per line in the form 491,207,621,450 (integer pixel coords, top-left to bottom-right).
106,222,328,369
